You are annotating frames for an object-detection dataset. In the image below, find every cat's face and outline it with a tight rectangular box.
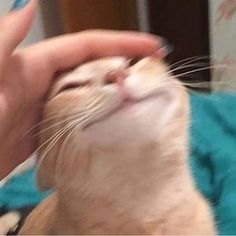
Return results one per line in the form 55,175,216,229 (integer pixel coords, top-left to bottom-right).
37,57,189,189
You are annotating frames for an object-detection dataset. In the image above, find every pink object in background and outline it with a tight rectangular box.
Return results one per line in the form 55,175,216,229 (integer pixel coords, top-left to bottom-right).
217,0,236,21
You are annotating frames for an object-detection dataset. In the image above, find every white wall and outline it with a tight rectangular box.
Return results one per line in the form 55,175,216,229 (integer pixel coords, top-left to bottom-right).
209,0,236,91
0,0,46,46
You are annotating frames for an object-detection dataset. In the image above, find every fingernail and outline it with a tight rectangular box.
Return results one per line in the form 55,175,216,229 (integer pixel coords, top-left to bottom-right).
160,37,169,48
163,44,174,56
160,37,174,56
10,0,29,11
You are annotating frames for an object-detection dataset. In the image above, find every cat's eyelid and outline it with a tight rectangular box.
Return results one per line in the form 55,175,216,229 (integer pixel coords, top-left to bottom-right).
51,80,91,99
60,80,90,92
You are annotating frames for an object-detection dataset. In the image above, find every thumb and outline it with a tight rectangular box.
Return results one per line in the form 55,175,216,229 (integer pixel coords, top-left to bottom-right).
0,0,37,61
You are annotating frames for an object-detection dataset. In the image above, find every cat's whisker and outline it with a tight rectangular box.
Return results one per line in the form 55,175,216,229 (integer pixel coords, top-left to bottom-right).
29,120,82,160
59,119,90,158
39,115,92,160
40,114,93,161
146,63,211,87
40,125,77,161
24,113,77,136
41,122,80,160
86,95,106,109
175,65,233,79
35,99,106,160
156,63,234,90
33,96,105,136
188,81,236,90
181,81,212,89
25,95,105,136
169,55,212,69
35,113,90,136
29,112,93,159
24,106,91,135
135,67,212,92
167,62,212,75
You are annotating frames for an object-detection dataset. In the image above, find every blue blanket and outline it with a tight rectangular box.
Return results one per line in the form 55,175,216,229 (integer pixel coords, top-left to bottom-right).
190,93,236,235
1,93,236,235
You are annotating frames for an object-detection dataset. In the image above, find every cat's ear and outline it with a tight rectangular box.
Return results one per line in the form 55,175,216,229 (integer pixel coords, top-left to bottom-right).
36,132,59,191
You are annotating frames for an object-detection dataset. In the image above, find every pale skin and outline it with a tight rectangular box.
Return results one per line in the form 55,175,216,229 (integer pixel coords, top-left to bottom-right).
0,0,163,179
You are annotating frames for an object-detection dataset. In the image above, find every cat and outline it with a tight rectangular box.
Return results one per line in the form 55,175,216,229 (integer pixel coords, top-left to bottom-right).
19,56,216,235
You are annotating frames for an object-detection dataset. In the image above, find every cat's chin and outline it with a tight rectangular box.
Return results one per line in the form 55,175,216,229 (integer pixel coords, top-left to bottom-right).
78,90,182,147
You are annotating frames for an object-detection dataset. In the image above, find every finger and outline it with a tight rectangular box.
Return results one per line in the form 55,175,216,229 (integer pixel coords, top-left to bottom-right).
0,0,37,65
21,31,161,71
20,30,162,77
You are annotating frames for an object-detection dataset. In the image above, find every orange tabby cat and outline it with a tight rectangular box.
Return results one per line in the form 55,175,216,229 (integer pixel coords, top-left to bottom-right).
19,56,216,235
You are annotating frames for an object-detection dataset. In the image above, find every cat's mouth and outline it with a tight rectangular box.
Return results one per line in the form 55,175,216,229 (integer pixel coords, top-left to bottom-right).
83,89,167,130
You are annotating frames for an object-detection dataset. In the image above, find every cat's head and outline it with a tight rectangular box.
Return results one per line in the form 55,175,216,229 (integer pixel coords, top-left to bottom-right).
37,56,189,190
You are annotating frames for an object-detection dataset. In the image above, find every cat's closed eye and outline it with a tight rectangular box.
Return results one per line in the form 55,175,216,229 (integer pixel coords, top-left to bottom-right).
128,58,140,66
57,80,91,95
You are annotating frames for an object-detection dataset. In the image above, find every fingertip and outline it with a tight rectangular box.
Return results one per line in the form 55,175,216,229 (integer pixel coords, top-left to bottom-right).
133,32,163,46
0,0,37,64
8,0,37,14
5,0,37,40
126,33,166,56
139,35,174,58
10,0,30,11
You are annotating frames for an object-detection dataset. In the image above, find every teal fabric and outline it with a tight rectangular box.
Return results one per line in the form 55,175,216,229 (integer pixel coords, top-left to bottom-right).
0,169,48,210
190,93,236,235
0,93,236,234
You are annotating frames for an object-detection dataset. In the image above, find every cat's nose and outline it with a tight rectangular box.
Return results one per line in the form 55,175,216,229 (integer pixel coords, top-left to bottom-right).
104,70,128,85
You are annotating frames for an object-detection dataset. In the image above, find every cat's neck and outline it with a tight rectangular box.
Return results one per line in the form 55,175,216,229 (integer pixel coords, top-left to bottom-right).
54,133,195,234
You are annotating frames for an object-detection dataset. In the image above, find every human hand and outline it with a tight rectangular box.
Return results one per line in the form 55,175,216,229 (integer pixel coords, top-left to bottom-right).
0,0,163,179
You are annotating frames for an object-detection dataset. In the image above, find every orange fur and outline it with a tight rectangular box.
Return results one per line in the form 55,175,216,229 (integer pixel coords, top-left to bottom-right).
20,57,216,235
